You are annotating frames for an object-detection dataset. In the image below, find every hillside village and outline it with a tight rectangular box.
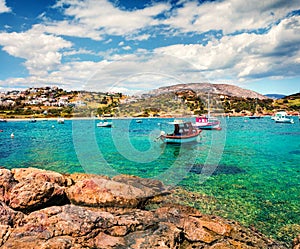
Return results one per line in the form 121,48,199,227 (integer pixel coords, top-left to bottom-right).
0,86,123,118
0,85,299,119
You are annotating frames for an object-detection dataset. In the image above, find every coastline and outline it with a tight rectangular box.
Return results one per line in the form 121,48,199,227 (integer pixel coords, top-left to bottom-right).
0,167,293,248
0,113,282,122
1,114,299,247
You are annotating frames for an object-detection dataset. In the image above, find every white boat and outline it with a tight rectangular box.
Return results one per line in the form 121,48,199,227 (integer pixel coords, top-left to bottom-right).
193,115,221,130
97,121,112,128
57,118,65,124
159,120,202,144
274,111,294,124
29,117,36,123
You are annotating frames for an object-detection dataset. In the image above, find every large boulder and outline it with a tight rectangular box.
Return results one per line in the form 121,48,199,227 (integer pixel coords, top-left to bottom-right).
11,167,67,186
1,204,115,249
112,174,169,197
67,176,166,208
9,179,68,212
0,168,291,248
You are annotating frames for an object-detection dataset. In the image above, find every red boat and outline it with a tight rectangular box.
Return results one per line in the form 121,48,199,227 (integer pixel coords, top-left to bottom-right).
160,120,202,144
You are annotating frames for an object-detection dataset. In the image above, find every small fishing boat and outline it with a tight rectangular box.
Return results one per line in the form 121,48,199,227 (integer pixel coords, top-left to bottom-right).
159,120,201,144
0,119,7,122
193,115,221,130
136,119,143,123
97,120,112,128
274,111,294,124
29,117,36,123
57,118,65,124
248,115,262,119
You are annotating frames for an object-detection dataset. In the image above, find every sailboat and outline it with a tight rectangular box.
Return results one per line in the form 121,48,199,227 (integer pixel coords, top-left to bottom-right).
193,93,221,130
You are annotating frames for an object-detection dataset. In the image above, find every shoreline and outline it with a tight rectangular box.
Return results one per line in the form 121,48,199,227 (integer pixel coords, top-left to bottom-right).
0,166,292,248
0,114,283,122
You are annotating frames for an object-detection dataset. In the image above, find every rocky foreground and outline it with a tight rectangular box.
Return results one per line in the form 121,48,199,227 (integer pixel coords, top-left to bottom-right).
0,167,298,249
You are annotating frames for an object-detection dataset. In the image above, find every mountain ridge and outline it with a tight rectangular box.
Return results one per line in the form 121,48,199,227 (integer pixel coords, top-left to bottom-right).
147,83,268,100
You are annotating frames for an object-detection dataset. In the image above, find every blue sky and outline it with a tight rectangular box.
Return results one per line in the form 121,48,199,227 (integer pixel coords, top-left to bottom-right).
0,0,299,95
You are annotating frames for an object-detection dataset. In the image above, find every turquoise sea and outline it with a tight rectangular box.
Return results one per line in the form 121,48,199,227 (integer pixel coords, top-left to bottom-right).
0,117,299,244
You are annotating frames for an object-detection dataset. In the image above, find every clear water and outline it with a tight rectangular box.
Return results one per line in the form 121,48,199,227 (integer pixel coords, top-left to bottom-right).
0,117,299,244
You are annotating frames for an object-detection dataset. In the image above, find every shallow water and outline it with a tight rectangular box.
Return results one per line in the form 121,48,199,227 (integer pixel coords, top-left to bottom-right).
0,116,299,243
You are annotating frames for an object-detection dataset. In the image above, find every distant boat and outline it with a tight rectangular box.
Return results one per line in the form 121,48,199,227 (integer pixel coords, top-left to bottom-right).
159,120,201,144
136,119,143,123
0,119,7,122
97,120,112,128
248,115,262,119
29,117,36,123
274,111,294,124
193,115,221,130
57,118,65,124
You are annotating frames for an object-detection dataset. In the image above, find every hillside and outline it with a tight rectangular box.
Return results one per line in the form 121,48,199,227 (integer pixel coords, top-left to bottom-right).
273,92,300,112
1,86,299,119
148,83,268,100
118,84,300,117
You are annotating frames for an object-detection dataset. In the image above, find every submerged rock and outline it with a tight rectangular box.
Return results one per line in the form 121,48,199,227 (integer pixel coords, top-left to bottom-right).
0,167,290,248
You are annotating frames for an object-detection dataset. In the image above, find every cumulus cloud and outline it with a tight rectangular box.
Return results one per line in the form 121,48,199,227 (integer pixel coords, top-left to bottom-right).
1,0,299,94
155,14,300,83
39,0,170,40
163,0,299,34
0,0,10,13
0,29,72,75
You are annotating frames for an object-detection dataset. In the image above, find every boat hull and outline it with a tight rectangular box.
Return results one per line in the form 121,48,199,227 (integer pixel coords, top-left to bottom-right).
275,118,294,124
194,116,221,130
161,131,201,144
194,121,220,130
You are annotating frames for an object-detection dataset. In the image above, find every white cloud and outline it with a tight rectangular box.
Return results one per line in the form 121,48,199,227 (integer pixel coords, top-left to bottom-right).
0,29,72,75
1,0,299,95
63,48,96,56
32,21,104,41
122,46,131,51
0,0,10,13
163,0,299,34
128,34,151,41
156,14,300,82
45,0,170,40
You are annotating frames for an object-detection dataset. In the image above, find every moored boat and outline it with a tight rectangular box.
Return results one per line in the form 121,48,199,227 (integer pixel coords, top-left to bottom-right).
159,120,201,144
57,118,65,124
248,115,262,119
193,115,221,130
274,111,294,124
97,120,112,128
29,117,36,123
